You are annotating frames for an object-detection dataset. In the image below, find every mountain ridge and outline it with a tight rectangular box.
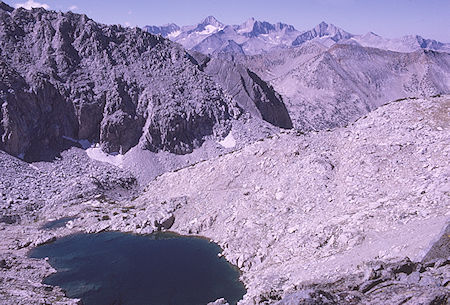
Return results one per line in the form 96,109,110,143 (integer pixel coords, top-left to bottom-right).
145,16,450,55
0,4,291,160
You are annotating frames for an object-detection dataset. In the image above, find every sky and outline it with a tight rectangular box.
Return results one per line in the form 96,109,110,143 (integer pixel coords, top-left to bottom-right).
10,0,450,42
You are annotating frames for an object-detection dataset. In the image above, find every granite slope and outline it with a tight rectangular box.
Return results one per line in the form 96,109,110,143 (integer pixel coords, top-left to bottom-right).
0,94,448,304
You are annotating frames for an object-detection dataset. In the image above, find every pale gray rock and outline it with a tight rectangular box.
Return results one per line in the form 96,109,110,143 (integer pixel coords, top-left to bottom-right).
188,52,292,128
0,147,138,226
0,96,448,304
130,96,449,303
242,43,450,130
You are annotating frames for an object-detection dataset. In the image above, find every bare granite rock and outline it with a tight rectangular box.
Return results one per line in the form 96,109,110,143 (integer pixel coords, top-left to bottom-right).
0,96,448,304
0,3,289,159
130,95,450,303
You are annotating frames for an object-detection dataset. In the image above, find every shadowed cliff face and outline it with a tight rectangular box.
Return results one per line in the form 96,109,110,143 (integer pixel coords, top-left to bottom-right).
188,52,293,129
0,3,290,158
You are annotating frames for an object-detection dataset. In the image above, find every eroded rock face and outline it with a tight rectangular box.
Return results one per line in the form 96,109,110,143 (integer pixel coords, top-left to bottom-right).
189,52,293,129
0,5,248,157
0,61,77,156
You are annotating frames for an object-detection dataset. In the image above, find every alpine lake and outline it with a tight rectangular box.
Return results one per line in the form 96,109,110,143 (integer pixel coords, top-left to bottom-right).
29,230,246,305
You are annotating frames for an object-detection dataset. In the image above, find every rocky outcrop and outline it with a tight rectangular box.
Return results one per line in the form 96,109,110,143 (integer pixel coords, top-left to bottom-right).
0,60,78,157
189,52,292,129
275,257,449,305
0,4,289,158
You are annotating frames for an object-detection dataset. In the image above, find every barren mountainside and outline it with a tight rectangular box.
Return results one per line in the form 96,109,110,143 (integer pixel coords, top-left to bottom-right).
0,3,289,159
242,42,450,130
0,2,449,305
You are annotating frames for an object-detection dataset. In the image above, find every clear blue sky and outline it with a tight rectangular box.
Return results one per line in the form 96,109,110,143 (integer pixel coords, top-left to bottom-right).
10,0,450,42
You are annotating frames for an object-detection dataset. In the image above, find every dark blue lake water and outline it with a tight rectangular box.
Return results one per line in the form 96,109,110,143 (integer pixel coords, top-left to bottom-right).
29,231,246,305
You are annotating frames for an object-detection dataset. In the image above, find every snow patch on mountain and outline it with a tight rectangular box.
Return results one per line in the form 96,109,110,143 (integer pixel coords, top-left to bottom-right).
167,30,181,39
198,24,223,35
218,131,236,148
144,17,450,55
86,144,124,168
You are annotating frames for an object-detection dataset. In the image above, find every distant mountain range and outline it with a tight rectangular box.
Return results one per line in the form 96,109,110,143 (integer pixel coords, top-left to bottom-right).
144,17,450,55
144,16,450,132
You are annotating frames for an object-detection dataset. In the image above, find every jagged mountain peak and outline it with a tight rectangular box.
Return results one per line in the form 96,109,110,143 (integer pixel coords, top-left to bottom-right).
317,21,329,28
237,18,297,37
189,15,224,36
201,15,224,27
274,22,297,32
0,1,13,12
145,16,450,55
143,23,180,37
312,21,350,37
292,21,353,46
237,17,256,33
150,16,302,55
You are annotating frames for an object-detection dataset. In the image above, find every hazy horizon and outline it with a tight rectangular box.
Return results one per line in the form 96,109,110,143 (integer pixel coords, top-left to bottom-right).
9,0,450,42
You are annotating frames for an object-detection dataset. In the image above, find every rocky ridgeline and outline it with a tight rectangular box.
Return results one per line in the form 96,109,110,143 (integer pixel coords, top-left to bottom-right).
0,2,290,159
0,2,449,305
242,42,450,131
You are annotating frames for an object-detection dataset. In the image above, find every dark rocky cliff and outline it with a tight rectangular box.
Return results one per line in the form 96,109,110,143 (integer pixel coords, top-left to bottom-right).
0,3,290,158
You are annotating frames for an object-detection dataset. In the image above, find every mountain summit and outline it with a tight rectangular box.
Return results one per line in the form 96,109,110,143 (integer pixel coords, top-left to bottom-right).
292,22,353,46
200,15,224,28
145,16,301,55
145,18,450,55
